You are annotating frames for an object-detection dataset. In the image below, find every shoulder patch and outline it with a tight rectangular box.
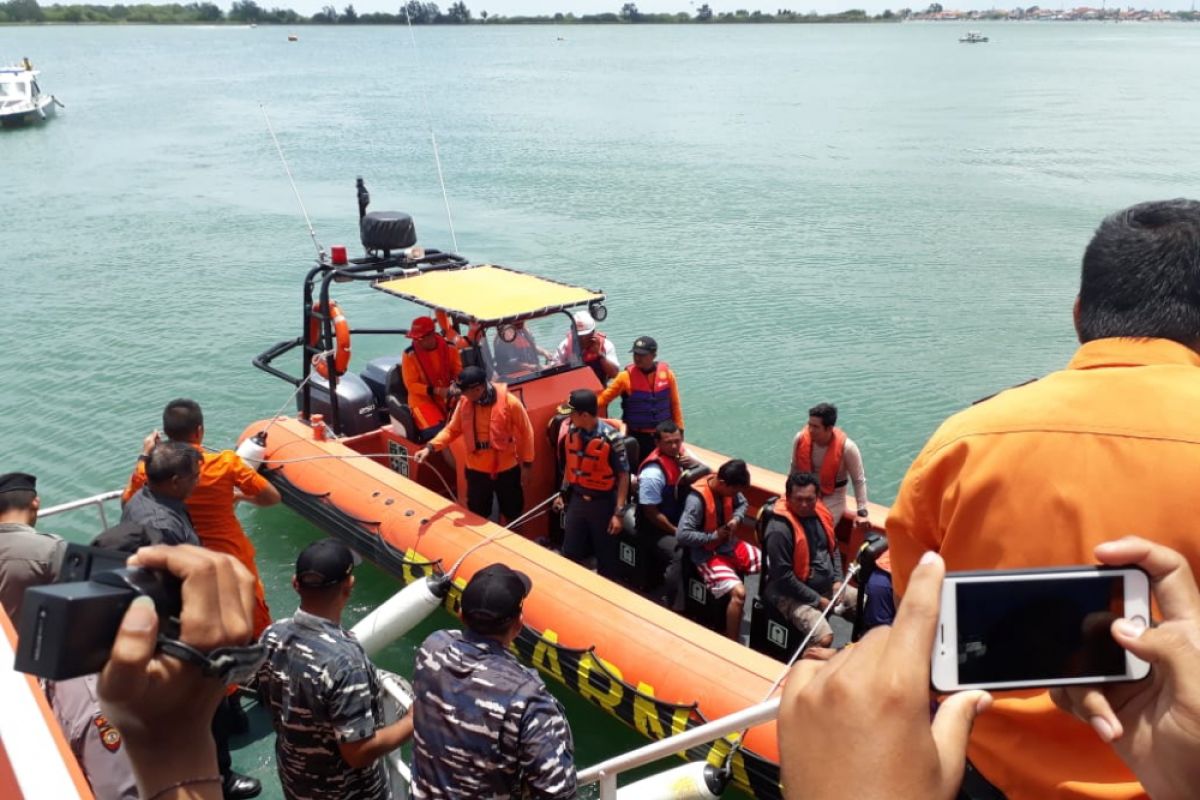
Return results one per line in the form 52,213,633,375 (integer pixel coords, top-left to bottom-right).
93,715,122,752
971,377,1039,406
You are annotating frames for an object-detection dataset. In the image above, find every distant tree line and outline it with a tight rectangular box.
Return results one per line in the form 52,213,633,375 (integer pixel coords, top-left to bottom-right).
0,0,905,24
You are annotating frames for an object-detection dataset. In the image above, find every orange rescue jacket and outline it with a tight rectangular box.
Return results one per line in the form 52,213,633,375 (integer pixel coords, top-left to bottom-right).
793,427,847,496
769,497,836,583
564,427,617,492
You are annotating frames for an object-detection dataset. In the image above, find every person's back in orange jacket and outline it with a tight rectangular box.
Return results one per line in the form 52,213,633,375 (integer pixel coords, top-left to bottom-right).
888,199,1200,800
123,399,281,637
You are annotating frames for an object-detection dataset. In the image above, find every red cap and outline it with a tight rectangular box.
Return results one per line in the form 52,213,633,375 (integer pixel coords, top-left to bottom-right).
408,316,436,339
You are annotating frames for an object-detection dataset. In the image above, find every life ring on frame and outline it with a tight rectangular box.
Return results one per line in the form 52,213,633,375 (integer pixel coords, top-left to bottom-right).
308,300,351,378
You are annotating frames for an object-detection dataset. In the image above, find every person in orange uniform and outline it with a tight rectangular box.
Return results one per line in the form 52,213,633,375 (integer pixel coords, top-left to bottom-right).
401,315,463,442
123,399,280,639
414,366,535,523
596,336,684,463
886,198,1200,800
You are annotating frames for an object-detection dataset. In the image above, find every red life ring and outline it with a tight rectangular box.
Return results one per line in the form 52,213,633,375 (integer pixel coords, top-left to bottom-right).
308,300,351,378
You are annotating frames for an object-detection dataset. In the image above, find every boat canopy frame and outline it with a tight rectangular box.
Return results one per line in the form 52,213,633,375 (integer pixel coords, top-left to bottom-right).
253,183,607,436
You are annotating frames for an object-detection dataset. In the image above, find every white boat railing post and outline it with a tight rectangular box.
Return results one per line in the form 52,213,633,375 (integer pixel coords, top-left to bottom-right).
576,696,781,794
36,489,123,527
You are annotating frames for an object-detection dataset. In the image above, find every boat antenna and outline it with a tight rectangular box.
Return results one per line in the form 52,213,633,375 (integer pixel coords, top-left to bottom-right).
260,103,325,260
401,7,460,254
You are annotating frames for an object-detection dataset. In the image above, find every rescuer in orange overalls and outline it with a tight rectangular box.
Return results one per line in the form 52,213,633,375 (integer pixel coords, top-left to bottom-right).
401,315,463,442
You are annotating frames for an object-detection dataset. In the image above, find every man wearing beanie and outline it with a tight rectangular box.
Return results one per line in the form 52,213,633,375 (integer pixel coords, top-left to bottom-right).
257,539,412,800
0,471,65,622
414,366,536,524
411,564,575,799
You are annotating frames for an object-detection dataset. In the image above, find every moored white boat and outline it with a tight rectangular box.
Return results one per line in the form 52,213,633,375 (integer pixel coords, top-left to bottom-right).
0,60,62,128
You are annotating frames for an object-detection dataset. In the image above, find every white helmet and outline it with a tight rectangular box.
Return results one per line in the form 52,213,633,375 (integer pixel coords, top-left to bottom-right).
573,311,596,335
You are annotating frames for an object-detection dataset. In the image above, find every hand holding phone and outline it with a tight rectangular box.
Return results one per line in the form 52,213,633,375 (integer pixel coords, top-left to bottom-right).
1049,537,1200,800
930,565,1151,693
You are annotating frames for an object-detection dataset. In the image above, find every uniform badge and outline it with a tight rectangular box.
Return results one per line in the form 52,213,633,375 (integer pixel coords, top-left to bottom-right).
93,714,122,752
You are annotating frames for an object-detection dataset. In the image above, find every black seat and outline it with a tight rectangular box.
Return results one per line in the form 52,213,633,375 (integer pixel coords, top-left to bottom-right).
748,595,805,663
384,364,416,441
681,555,730,634
614,436,659,593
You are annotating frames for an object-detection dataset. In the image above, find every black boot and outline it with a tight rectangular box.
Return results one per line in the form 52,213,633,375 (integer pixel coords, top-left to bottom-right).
222,771,262,800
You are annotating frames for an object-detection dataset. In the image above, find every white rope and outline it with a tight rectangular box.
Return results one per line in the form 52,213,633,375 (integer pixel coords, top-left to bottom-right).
261,103,324,259
401,7,459,253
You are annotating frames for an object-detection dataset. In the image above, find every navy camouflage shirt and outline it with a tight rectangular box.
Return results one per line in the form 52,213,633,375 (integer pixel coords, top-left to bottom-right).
411,629,576,799
256,610,389,800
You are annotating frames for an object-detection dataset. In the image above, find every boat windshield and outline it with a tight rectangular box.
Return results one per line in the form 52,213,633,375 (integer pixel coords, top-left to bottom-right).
0,80,29,99
478,310,584,386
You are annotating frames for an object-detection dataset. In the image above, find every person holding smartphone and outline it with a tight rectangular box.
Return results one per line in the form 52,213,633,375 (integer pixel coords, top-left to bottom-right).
777,538,1200,800
886,199,1200,799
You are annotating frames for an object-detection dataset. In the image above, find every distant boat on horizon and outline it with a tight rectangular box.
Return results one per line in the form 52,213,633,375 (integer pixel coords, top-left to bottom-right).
959,31,989,43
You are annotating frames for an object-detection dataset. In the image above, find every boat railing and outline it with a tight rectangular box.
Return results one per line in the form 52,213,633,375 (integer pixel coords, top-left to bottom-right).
579,697,780,798
37,489,123,528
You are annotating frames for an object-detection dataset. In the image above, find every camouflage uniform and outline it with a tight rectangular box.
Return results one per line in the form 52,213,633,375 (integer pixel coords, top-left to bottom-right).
411,629,576,799
257,610,390,800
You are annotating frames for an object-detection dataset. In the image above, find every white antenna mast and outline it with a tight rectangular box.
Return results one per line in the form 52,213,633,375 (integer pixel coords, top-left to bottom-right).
261,103,325,260
402,7,460,254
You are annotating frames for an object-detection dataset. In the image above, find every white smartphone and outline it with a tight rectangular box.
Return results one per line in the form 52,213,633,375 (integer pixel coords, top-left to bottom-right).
930,566,1151,693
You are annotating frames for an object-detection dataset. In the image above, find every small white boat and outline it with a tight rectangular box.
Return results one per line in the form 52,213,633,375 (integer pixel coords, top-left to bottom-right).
0,59,62,128
959,31,989,43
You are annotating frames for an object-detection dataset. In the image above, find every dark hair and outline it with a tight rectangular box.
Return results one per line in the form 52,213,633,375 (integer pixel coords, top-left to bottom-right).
785,471,821,497
808,403,838,428
717,459,751,488
0,490,36,515
654,420,681,439
1078,199,1200,345
162,398,204,441
146,441,201,484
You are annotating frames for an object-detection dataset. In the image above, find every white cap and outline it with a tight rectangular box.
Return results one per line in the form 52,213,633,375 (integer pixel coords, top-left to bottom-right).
573,311,596,335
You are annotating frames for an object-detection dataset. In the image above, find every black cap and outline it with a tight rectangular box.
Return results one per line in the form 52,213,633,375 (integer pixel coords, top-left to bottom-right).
457,365,488,389
631,336,658,355
461,563,531,630
0,472,36,495
92,521,163,554
566,389,598,416
295,538,361,589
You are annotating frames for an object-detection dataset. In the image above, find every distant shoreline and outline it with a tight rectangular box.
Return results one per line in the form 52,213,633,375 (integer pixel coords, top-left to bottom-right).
2,2,1196,27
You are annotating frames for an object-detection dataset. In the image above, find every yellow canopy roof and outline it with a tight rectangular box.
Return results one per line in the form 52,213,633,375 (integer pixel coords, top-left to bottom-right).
373,264,603,324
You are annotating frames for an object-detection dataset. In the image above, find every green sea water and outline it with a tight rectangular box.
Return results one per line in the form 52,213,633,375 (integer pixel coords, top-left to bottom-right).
5,19,1200,797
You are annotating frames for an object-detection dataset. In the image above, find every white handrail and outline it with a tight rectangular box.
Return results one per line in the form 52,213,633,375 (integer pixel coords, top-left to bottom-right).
36,489,123,529
577,696,780,790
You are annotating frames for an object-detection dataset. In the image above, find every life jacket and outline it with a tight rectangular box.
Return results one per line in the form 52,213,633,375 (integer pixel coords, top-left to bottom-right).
691,480,734,552
411,336,455,393
793,427,847,496
622,363,673,431
639,446,684,489
564,426,618,492
572,330,609,383
769,497,837,583
460,384,516,477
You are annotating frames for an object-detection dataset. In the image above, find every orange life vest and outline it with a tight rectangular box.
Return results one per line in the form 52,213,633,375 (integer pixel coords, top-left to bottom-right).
623,362,672,431
564,426,617,492
692,480,734,552
461,384,516,477
793,427,847,496
770,497,837,583
412,336,455,391
639,446,684,488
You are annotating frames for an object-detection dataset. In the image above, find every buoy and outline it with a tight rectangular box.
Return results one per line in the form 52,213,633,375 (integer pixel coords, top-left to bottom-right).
236,431,268,471
616,761,729,799
351,575,451,657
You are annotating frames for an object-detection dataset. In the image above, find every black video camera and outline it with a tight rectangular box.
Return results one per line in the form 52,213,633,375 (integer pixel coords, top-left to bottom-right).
14,542,182,681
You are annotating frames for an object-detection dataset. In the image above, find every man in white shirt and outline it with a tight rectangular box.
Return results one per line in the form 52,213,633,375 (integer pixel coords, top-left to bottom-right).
790,403,870,530
554,311,620,385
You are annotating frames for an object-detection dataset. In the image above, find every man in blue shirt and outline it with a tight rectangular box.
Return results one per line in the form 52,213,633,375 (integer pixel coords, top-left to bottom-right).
411,563,576,799
637,420,702,609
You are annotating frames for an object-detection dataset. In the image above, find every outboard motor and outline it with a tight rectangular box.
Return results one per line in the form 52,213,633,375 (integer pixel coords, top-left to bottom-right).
303,372,381,437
